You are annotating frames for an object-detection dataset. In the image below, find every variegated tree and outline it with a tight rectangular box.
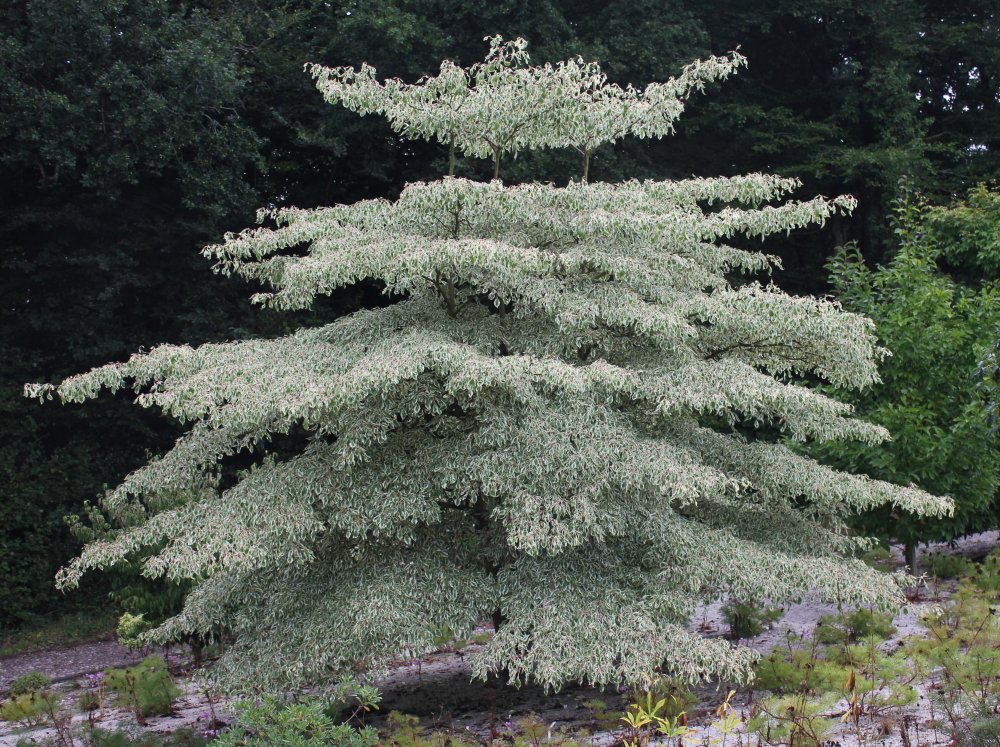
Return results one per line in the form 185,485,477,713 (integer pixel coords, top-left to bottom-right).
28,38,950,692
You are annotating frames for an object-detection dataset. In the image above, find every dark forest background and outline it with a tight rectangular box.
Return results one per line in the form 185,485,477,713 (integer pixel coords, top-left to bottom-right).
2,0,998,628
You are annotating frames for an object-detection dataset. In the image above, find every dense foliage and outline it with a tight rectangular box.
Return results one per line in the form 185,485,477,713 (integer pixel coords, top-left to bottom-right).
815,189,1000,549
3,0,998,628
30,39,949,692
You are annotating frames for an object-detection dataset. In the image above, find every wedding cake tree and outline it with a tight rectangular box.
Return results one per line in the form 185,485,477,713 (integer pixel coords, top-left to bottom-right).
28,38,949,692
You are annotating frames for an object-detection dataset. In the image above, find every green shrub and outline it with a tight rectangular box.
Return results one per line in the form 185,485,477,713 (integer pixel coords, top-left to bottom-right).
652,677,695,720
746,693,837,747
581,699,621,731
959,715,1000,747
104,656,181,720
824,636,918,712
49,725,211,746
752,643,851,694
860,545,893,568
973,549,1000,597
212,697,378,746
926,552,974,580
1,689,60,727
386,711,482,747
8,671,51,696
721,598,782,639
912,583,1000,719
78,689,102,713
815,190,1000,550
116,613,153,651
814,608,896,645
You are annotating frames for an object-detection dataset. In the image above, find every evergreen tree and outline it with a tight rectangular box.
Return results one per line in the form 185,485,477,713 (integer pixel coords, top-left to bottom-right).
29,39,949,692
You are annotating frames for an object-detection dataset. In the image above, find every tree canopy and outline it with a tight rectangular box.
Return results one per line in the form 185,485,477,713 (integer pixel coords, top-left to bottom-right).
30,39,948,692
815,187,1000,550
3,0,996,630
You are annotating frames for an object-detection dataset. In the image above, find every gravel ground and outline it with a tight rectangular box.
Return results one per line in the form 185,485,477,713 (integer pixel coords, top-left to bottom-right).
0,640,143,694
1,532,997,745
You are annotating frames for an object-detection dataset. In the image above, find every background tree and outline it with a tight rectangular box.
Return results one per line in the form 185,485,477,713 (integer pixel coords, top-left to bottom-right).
815,187,1000,569
927,183,1000,283
979,337,1000,435
31,40,948,692
0,0,262,627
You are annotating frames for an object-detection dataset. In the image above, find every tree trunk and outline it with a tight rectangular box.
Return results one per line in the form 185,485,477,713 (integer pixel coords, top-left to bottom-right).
904,541,918,575
191,637,204,668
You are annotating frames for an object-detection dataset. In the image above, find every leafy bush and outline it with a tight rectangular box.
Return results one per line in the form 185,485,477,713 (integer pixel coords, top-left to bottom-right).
116,613,153,651
958,715,1000,747
926,552,974,580
581,699,621,731
817,189,1000,552
383,711,482,747
15,725,211,746
104,656,181,721
746,693,837,747
721,599,782,639
752,645,850,694
912,583,1000,721
1,689,60,727
928,183,1000,282
814,608,895,645
78,689,102,713
68,493,207,661
973,549,1000,597
8,671,51,696
212,697,378,746
860,545,892,568
830,637,918,713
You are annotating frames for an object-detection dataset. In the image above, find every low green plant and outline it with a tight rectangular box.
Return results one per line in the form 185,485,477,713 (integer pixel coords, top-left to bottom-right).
506,713,582,747
814,608,896,645
116,613,153,651
385,711,482,747
19,724,212,746
79,689,102,713
384,711,422,746
104,656,181,722
752,635,850,694
79,671,108,723
582,699,621,731
214,696,378,746
619,685,694,747
430,626,455,650
8,672,51,697
911,582,1000,733
973,549,1000,597
319,675,381,725
707,691,741,747
958,714,1000,747
1,688,61,727
926,552,974,580
747,693,837,747
836,637,918,716
860,545,893,568
721,598,782,639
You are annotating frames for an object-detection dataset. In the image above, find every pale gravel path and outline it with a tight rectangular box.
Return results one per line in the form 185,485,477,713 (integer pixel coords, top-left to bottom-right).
1,532,998,745
0,640,143,694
